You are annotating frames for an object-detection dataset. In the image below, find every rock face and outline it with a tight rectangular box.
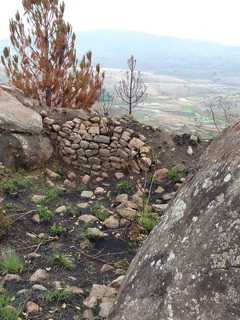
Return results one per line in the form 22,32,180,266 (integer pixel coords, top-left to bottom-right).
0,89,42,134
0,88,52,169
109,122,240,320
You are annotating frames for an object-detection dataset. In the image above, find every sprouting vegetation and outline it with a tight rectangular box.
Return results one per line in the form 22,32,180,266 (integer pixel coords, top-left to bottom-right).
168,167,181,183
0,175,32,194
52,253,75,270
37,206,54,223
44,289,74,304
91,202,110,221
0,249,24,274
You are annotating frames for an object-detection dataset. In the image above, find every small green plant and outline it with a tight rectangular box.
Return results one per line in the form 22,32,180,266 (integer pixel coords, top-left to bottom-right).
52,254,75,270
168,167,181,183
0,176,32,194
138,208,158,233
117,180,132,193
37,206,54,222
40,187,62,206
91,203,110,221
0,249,24,274
0,294,20,320
44,289,74,304
49,224,65,236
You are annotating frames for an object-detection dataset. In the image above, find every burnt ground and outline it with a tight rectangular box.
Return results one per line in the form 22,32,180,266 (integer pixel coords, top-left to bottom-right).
0,124,209,320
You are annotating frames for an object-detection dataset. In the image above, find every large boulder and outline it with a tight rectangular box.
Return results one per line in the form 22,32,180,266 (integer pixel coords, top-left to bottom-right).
110,122,240,320
0,88,52,169
0,133,53,169
0,88,42,134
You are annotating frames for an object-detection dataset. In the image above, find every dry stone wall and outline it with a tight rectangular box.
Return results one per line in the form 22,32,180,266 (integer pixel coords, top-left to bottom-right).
42,111,152,175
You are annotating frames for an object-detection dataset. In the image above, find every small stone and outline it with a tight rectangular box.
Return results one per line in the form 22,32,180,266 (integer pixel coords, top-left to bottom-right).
111,275,126,288
66,286,84,295
117,207,138,220
26,301,42,314
155,186,165,194
30,269,48,282
79,215,98,224
46,169,60,180
3,274,21,283
64,179,76,189
67,171,77,181
32,284,48,291
115,172,125,180
82,175,91,184
154,168,169,182
129,137,145,149
55,205,67,214
94,187,106,195
115,194,128,203
77,202,89,209
103,216,120,229
32,214,40,223
100,264,115,273
87,228,108,240
27,252,41,259
81,191,94,199
187,146,194,156
32,195,45,204
162,192,176,201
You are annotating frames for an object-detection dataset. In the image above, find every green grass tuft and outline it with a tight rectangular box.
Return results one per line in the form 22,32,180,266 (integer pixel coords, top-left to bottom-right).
91,203,110,221
52,254,75,270
117,180,132,193
37,206,54,222
0,294,20,320
0,249,24,274
44,289,74,304
0,176,32,194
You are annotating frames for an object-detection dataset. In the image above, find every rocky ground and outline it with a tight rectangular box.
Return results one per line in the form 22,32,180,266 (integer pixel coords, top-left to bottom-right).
0,122,208,320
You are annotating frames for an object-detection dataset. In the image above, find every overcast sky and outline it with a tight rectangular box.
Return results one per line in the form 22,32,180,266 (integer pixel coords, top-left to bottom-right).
0,0,240,46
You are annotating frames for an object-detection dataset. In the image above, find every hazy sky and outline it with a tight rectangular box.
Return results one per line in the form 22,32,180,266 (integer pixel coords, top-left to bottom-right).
0,0,240,46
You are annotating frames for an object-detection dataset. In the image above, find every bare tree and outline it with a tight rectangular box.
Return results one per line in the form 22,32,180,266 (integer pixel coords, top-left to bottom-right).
205,96,237,133
115,55,147,115
95,88,114,117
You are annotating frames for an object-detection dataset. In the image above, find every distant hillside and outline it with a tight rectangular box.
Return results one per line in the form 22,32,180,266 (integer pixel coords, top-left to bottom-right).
2,30,240,79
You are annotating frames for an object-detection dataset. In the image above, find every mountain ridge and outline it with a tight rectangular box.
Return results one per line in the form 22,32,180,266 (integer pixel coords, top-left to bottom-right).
1,30,240,79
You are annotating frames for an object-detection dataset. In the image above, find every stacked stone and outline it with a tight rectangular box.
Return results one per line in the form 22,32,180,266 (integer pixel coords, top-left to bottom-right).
42,113,152,175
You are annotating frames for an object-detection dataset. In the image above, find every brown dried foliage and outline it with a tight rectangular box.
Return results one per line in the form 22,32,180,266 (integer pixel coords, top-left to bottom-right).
1,0,104,110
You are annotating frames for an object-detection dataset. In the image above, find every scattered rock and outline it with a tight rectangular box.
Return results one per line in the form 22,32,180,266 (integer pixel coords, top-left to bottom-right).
87,228,108,240
30,269,48,282
111,275,126,288
81,191,94,199
32,195,45,204
103,216,120,229
115,172,125,180
79,215,98,224
94,187,106,195
154,168,169,181
55,205,67,214
26,301,42,314
82,175,91,184
100,264,115,273
187,145,194,155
